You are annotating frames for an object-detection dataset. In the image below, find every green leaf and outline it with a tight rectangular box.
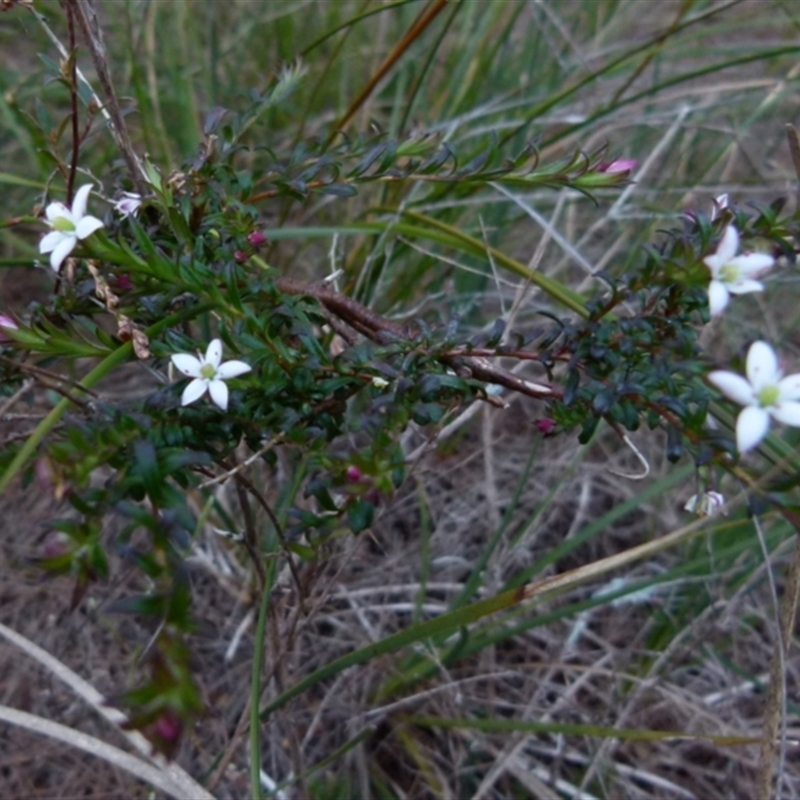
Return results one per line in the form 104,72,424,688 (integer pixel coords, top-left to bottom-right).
347,498,374,534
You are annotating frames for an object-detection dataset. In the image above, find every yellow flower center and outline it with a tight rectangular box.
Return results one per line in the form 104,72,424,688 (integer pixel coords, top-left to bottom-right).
757,385,779,407
200,363,217,380
719,262,740,283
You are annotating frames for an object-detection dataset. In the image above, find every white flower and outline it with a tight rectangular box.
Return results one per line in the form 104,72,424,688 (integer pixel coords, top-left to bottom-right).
684,491,726,517
371,377,389,389
708,341,800,453
39,184,104,273
702,225,773,316
170,339,251,411
113,191,142,219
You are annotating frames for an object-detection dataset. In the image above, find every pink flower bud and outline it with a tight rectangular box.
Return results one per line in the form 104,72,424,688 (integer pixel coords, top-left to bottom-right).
247,230,268,247
0,314,17,342
534,418,557,435
153,710,182,743
345,465,363,483
234,250,248,263
114,274,134,292
598,158,637,175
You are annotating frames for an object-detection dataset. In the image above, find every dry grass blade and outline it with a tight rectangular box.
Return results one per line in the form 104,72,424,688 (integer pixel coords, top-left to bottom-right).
0,704,206,800
756,531,800,799
0,621,214,800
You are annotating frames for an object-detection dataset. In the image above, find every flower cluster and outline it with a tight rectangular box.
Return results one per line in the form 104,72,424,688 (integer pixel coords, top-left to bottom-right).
696,208,800,455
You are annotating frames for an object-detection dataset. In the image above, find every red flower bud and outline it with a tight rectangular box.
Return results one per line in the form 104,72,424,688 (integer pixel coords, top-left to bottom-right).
345,465,363,483
534,418,557,435
153,710,182,743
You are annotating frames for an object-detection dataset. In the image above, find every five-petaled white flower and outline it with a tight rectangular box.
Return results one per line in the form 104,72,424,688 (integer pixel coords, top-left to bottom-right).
702,225,773,317
708,341,800,453
171,339,251,411
39,184,104,273
113,191,142,219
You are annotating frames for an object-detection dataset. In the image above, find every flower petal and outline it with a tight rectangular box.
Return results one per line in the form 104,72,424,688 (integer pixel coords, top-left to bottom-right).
716,225,739,262
736,406,770,453
708,280,729,316
778,374,800,402
71,184,93,220
45,201,71,224
728,253,773,276
181,378,208,406
171,353,203,377
216,359,251,379
39,231,66,254
50,237,76,272
703,253,723,276
75,215,104,240
726,279,763,295
771,400,800,428
708,371,755,406
205,339,223,369
208,379,229,410
747,341,780,389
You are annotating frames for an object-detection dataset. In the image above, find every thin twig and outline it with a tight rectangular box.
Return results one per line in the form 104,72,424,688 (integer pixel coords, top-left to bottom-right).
64,1,80,203
274,278,556,402
65,0,146,190
0,379,34,418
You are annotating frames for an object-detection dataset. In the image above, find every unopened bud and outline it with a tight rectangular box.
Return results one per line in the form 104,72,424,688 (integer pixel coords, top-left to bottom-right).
153,710,182,743
534,418,557,435
598,158,637,175
0,314,18,342
345,465,363,483
41,531,70,560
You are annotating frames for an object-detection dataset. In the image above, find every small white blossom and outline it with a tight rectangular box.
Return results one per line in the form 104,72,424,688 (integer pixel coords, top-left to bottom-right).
708,341,800,453
113,191,142,219
702,225,773,317
684,491,726,517
39,184,104,273
371,377,389,389
171,339,251,411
